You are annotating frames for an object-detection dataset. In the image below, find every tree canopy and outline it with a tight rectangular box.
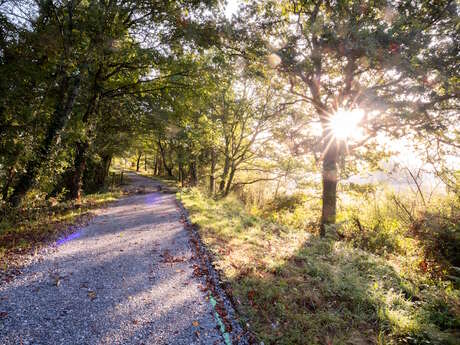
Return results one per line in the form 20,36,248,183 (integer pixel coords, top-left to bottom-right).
1,0,458,228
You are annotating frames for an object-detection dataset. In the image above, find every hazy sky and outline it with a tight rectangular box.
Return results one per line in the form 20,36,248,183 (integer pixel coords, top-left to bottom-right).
225,0,240,18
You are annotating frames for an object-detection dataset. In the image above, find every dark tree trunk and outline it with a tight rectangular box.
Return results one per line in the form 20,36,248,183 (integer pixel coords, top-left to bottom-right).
94,154,112,189
136,153,142,172
101,154,112,186
68,141,89,201
209,149,216,195
178,162,185,187
8,75,81,206
165,165,173,177
144,155,147,171
180,165,185,187
320,137,339,237
189,161,198,186
158,140,173,177
65,80,101,201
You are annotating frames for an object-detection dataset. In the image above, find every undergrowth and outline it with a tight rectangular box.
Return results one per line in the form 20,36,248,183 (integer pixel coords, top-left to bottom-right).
0,188,122,264
180,187,460,345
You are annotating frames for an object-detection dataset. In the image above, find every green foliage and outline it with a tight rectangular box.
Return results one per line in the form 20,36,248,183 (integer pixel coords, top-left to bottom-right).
266,192,307,212
181,187,460,345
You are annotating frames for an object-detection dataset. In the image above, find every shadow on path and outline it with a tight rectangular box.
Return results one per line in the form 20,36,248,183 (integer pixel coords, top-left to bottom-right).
0,174,224,345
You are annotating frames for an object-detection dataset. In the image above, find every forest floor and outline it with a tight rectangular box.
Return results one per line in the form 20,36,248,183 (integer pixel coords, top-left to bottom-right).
0,173,231,345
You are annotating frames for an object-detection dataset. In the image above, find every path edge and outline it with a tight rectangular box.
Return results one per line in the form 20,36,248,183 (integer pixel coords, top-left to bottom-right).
175,197,253,345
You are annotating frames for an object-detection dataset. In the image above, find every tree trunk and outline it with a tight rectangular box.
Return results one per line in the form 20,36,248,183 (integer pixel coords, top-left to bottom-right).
136,153,142,172
159,158,164,175
102,154,112,185
189,161,198,186
178,162,183,187
8,74,81,206
219,155,230,192
180,165,185,187
209,149,216,195
320,138,339,237
224,163,236,196
158,140,173,177
65,80,101,201
166,165,173,177
94,154,112,189
68,141,89,201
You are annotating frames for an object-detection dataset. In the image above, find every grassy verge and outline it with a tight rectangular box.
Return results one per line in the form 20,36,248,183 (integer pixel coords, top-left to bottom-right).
180,188,459,345
0,189,122,267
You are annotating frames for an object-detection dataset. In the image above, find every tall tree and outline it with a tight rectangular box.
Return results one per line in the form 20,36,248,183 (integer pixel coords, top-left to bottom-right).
245,0,459,235
1,0,219,205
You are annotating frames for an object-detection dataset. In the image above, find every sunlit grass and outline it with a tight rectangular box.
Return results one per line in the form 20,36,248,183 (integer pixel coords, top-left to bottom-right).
181,187,460,345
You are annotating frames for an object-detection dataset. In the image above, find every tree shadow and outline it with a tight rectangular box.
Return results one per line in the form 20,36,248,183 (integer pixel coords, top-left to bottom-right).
224,235,458,345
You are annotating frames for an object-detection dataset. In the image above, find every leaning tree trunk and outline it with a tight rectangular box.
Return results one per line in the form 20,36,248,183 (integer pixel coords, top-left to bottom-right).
224,163,236,197
158,140,173,177
8,74,81,207
320,136,339,237
219,155,230,193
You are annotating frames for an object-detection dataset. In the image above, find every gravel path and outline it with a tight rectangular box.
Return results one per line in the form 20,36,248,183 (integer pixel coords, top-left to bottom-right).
0,173,225,345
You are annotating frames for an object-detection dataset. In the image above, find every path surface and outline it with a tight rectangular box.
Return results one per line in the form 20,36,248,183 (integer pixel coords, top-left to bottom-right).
0,173,225,345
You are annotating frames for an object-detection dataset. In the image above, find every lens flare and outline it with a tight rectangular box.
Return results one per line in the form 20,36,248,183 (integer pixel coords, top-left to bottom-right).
329,108,365,140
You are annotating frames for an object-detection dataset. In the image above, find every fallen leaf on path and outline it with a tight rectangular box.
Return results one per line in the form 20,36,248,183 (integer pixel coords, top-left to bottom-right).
88,291,97,300
160,250,186,264
192,320,199,327
0,311,8,318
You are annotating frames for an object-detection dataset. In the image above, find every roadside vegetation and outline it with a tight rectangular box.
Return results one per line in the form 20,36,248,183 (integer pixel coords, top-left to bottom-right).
181,185,459,345
0,181,123,266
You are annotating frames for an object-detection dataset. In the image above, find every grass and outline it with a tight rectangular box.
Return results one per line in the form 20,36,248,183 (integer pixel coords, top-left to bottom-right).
180,188,460,345
0,188,122,266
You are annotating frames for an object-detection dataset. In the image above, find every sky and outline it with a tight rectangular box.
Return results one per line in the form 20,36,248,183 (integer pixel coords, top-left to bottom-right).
224,0,241,19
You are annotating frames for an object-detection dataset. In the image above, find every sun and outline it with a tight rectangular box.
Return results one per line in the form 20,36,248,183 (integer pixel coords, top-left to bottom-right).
328,108,365,140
